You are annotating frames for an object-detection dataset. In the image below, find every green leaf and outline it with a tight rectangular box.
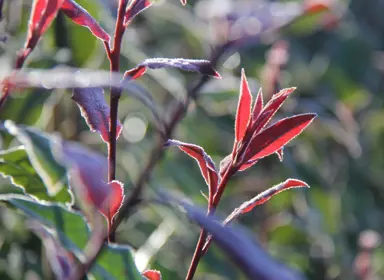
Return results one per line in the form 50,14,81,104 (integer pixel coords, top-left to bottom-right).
0,146,72,203
4,121,70,198
0,195,143,280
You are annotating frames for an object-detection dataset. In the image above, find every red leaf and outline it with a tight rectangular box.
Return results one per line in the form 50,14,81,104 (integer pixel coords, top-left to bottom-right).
238,159,257,172
124,0,153,25
251,87,296,133
223,179,309,225
72,87,123,143
54,141,108,209
165,140,218,198
276,147,284,162
202,178,310,253
142,270,162,280
123,66,147,80
235,69,252,143
61,0,110,41
100,180,124,226
245,113,316,162
26,0,64,49
251,88,263,122
29,222,73,279
242,179,309,213
127,58,221,78
54,141,123,226
304,0,332,15
30,0,46,30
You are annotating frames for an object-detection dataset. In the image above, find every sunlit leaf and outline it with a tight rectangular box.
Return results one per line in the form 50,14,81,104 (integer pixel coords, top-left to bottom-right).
0,146,72,203
124,58,221,79
142,270,162,280
303,0,332,15
61,0,110,41
124,0,153,25
4,121,70,198
203,178,309,261
251,87,296,133
224,179,310,223
102,180,124,226
72,86,123,143
238,159,257,172
165,139,218,199
163,192,305,280
0,195,142,279
124,66,147,80
235,69,252,143
245,113,316,162
251,88,264,122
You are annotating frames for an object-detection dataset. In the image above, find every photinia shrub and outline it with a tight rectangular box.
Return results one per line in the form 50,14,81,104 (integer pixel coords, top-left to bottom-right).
0,0,334,279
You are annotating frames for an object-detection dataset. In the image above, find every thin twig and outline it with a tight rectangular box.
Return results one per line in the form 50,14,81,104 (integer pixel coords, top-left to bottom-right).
105,0,129,242
111,75,210,232
185,164,235,280
107,0,128,183
75,33,229,280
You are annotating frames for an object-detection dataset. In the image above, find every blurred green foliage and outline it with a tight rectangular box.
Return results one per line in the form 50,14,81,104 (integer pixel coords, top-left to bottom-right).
0,0,383,279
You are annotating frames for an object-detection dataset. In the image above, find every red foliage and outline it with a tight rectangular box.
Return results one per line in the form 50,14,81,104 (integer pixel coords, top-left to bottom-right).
142,270,162,280
244,113,316,163
25,0,64,50
165,140,218,204
240,179,309,213
72,87,123,143
124,0,153,25
61,0,110,41
100,180,124,225
235,69,252,143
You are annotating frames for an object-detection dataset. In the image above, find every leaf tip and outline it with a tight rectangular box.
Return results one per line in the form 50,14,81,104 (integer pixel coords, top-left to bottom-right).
285,178,310,189
143,269,162,280
214,71,222,79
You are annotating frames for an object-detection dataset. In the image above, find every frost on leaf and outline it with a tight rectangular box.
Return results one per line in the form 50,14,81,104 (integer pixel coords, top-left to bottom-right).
251,88,264,122
202,179,310,253
72,87,122,143
223,179,309,225
251,87,296,133
61,0,110,41
124,58,221,80
235,69,253,143
165,139,219,201
244,113,316,163
124,0,153,25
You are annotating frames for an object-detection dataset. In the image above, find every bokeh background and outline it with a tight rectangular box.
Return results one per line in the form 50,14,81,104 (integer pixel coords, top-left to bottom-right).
0,0,383,279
